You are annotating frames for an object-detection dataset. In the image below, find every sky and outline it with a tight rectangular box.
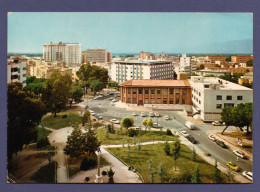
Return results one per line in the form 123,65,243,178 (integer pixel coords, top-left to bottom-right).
8,12,253,54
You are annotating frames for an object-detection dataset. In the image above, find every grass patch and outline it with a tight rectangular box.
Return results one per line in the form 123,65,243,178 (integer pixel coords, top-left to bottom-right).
96,128,177,145
41,112,82,129
31,161,57,183
107,143,228,183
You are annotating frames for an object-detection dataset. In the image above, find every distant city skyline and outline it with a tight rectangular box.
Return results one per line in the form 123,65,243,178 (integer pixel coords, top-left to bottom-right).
8,12,253,54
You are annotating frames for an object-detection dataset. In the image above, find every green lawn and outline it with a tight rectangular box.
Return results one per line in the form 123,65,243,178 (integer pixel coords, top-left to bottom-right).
31,161,57,183
107,143,228,183
41,112,82,129
96,128,177,145
37,127,52,140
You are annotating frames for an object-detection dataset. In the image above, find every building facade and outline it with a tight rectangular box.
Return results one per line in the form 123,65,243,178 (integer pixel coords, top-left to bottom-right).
206,56,226,64
189,76,253,122
231,55,253,63
139,51,156,60
119,79,192,106
7,57,27,86
85,48,108,64
43,42,81,65
110,60,174,83
174,53,197,78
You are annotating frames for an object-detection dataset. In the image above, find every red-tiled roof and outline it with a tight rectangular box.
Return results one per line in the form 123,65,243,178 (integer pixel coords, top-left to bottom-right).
119,79,190,87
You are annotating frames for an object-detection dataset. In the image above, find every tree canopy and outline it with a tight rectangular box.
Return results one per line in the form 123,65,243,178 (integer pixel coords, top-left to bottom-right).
41,71,72,117
8,82,46,160
172,139,181,171
69,85,83,103
246,59,253,67
121,117,134,129
90,79,104,96
25,76,46,97
142,119,153,131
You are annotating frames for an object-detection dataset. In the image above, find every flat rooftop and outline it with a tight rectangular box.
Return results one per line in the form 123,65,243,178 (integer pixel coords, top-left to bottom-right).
120,79,190,87
113,60,172,65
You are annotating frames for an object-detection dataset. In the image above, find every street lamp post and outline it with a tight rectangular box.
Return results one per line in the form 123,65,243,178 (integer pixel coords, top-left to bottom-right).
94,150,103,183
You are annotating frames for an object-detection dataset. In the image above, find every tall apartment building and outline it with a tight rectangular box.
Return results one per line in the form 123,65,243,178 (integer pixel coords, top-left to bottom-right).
174,53,196,78
139,51,156,60
231,55,253,63
110,60,174,83
189,76,253,122
205,56,226,64
85,48,112,64
7,57,27,86
43,42,81,65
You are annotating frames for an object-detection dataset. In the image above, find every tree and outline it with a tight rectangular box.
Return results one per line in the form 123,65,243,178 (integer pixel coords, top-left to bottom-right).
137,140,141,152
226,168,234,183
164,140,171,156
107,167,115,183
82,127,101,158
199,64,205,69
246,59,253,66
69,85,83,103
85,177,90,183
158,162,164,182
8,82,46,160
172,139,181,171
221,106,235,134
64,123,84,158
82,110,91,126
25,76,46,97
90,79,104,96
142,119,153,131
214,160,221,183
42,71,72,117
121,117,134,129
148,159,154,183
191,147,197,161
192,165,201,183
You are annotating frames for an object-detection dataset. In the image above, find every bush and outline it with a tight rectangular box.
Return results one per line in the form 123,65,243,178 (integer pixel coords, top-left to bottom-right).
102,171,107,176
127,128,138,137
107,124,115,133
62,114,67,118
93,122,103,129
37,138,50,148
166,129,173,135
80,158,97,170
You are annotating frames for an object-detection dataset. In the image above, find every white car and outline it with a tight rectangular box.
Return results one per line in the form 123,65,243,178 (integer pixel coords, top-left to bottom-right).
91,112,96,116
110,119,120,124
141,112,146,117
164,115,169,120
233,149,245,159
181,130,189,137
112,99,118,102
132,112,137,116
89,110,94,113
110,102,115,106
93,96,99,100
154,112,160,117
242,171,253,181
212,121,222,126
208,134,216,141
149,112,155,117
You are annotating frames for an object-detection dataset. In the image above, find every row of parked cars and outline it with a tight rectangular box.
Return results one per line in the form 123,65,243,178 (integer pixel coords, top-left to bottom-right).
180,130,198,144
134,112,170,120
89,110,103,120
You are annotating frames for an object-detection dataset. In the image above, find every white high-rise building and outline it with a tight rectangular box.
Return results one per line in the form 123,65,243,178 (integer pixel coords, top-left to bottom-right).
174,53,197,78
43,42,81,65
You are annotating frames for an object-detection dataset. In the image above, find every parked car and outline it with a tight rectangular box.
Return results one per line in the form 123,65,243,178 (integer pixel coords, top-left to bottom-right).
112,99,118,102
185,121,195,130
95,114,103,120
242,171,253,181
104,93,109,97
141,112,146,117
208,134,216,141
132,112,137,116
154,112,160,117
227,162,239,172
164,115,169,120
233,150,245,159
216,140,227,148
93,96,99,100
89,110,94,113
212,121,222,126
149,112,155,117
187,135,197,144
153,123,161,128
181,130,189,138
91,112,96,116
110,119,120,124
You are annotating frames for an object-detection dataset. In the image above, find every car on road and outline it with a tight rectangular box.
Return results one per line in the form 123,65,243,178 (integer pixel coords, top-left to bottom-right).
212,121,222,126
154,112,160,117
185,121,195,130
153,123,161,128
104,93,109,97
181,130,189,137
132,112,137,116
233,150,245,159
141,112,146,117
216,140,227,148
95,114,103,120
164,115,169,120
149,112,155,117
112,99,118,102
208,134,216,141
93,96,99,100
110,119,120,124
187,135,197,144
227,162,239,172
242,171,253,181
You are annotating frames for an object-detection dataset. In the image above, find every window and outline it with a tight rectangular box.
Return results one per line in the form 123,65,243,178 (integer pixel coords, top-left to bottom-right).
23,74,26,77
237,96,243,100
226,96,232,100
11,68,18,72
133,88,137,94
216,95,222,100
169,98,173,104
151,89,155,94
163,89,167,95
138,89,142,94
157,99,161,104
127,89,131,94
157,89,161,94
151,99,155,104
216,104,222,109
204,85,210,88
23,67,26,70
224,103,234,108
176,98,179,104
169,88,173,94
145,89,149,94
163,98,167,104
144,99,149,104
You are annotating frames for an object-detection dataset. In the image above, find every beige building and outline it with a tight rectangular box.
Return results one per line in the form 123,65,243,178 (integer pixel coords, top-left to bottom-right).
7,56,27,86
206,56,226,64
139,51,156,60
231,55,253,63
84,48,112,64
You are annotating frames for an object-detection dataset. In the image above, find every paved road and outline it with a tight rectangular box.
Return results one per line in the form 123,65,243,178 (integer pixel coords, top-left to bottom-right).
79,95,253,180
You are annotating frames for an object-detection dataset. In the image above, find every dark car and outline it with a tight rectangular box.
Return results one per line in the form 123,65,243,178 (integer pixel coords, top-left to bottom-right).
216,140,227,148
95,114,103,120
187,136,198,144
